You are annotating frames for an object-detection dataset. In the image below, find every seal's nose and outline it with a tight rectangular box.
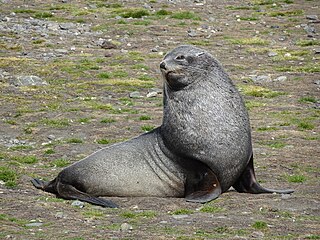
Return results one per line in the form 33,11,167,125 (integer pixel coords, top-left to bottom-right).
160,61,166,70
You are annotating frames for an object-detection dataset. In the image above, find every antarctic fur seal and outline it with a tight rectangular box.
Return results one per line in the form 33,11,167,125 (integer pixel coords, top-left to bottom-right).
32,45,293,207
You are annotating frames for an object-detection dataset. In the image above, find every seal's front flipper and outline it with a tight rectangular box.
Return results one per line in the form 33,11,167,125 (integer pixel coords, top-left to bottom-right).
233,155,294,194
56,181,119,208
185,167,221,203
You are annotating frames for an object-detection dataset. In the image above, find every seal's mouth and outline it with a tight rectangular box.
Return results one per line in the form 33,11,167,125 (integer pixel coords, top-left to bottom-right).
161,69,184,80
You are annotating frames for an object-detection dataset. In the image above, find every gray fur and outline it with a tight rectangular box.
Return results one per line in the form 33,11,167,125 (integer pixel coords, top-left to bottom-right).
34,45,287,207
160,45,251,192
58,129,186,197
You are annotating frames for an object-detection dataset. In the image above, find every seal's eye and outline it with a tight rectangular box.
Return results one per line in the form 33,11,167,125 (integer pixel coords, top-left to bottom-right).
175,55,186,60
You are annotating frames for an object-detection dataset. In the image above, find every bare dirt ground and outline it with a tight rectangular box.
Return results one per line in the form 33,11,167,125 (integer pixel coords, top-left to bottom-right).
0,0,319,239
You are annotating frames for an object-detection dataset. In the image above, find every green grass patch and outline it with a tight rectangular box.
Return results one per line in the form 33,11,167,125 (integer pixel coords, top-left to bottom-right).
262,140,287,149
298,96,317,103
42,118,70,127
86,101,114,111
132,20,151,26
226,6,254,10
120,210,157,219
286,174,306,183
171,11,201,20
33,12,53,19
200,205,225,213
171,209,194,215
138,75,154,81
297,121,315,130
245,100,265,110
32,39,45,44
5,120,17,125
305,235,320,239
44,149,55,155
50,158,70,167
252,221,268,229
296,39,320,46
0,213,28,225
155,9,172,16
97,72,111,79
82,209,104,219
276,64,320,73
121,9,150,18
78,118,90,124
0,166,18,187
257,126,278,131
252,0,275,5
112,70,128,78
131,64,149,70
14,9,36,14
101,118,116,123
139,115,151,120
229,37,269,46
24,127,33,134
239,85,285,98
141,125,155,132
119,97,134,106
13,155,39,164
66,138,83,144
97,139,110,144
268,9,304,17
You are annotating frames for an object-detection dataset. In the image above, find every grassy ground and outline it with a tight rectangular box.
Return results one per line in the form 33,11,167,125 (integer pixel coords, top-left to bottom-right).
0,0,319,239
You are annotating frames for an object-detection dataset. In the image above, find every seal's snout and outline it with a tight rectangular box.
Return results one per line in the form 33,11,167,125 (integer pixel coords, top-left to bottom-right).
160,61,167,70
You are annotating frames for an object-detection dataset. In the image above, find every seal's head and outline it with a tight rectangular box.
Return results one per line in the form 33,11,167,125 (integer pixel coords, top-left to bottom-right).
160,45,218,90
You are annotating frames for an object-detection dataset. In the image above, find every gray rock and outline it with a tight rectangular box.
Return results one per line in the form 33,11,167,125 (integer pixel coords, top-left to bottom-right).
149,88,162,94
187,29,197,37
278,36,286,41
281,193,292,200
315,48,320,54
274,76,287,82
55,212,65,218
251,231,265,238
71,200,85,208
268,51,278,57
172,214,189,219
146,92,158,98
13,75,48,86
100,41,117,49
0,69,10,81
25,222,43,227
306,15,318,20
151,46,160,52
314,80,320,85
250,75,272,82
59,23,75,30
305,25,316,33
47,135,56,140
129,91,143,98
120,223,133,231
55,49,69,54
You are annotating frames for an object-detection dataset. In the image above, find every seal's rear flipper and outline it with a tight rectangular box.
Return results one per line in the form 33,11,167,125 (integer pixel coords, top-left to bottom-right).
31,178,118,208
233,155,294,194
56,181,118,208
185,168,222,203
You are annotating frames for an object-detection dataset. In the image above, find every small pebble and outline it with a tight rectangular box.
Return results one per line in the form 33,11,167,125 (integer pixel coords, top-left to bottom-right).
71,200,85,208
25,222,43,227
120,223,133,231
